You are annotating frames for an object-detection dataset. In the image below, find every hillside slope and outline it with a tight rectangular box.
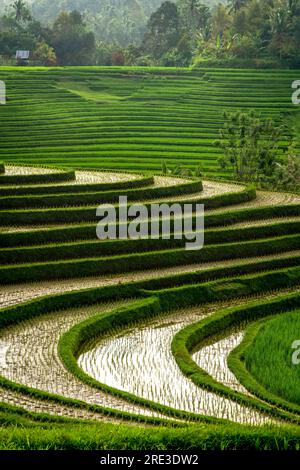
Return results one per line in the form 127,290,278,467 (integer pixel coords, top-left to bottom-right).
0,67,298,177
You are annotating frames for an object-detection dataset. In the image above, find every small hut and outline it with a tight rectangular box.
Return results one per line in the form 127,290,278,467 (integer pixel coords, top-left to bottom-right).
16,50,30,66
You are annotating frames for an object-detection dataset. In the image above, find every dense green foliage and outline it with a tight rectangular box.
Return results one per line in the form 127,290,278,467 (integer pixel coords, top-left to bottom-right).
32,0,164,47
216,110,291,184
0,6,97,65
1,0,300,66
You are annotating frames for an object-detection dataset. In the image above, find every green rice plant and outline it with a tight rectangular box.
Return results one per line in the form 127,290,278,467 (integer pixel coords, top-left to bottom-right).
1,234,299,284
228,311,300,413
0,67,297,176
1,202,298,248
0,176,154,196
0,180,202,210
2,419,300,450
0,170,75,185
0,186,255,226
1,220,299,265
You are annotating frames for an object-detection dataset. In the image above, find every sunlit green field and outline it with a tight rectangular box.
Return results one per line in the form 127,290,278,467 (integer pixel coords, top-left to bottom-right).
0,66,299,175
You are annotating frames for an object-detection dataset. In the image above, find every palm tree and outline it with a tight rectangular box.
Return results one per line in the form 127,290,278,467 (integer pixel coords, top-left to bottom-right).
13,0,31,23
227,0,248,14
213,4,231,36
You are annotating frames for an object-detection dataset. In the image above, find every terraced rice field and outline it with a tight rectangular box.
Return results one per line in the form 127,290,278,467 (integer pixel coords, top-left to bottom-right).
0,67,300,450
0,163,300,430
0,67,299,176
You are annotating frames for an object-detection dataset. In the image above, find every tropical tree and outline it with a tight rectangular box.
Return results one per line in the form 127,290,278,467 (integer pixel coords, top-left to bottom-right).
50,11,96,65
215,110,287,182
12,0,31,22
273,154,300,190
268,8,290,59
142,2,181,59
212,4,232,37
179,0,211,35
34,41,56,65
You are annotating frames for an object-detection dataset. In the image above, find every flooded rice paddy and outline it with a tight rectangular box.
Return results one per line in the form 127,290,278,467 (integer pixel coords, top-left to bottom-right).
78,298,278,425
